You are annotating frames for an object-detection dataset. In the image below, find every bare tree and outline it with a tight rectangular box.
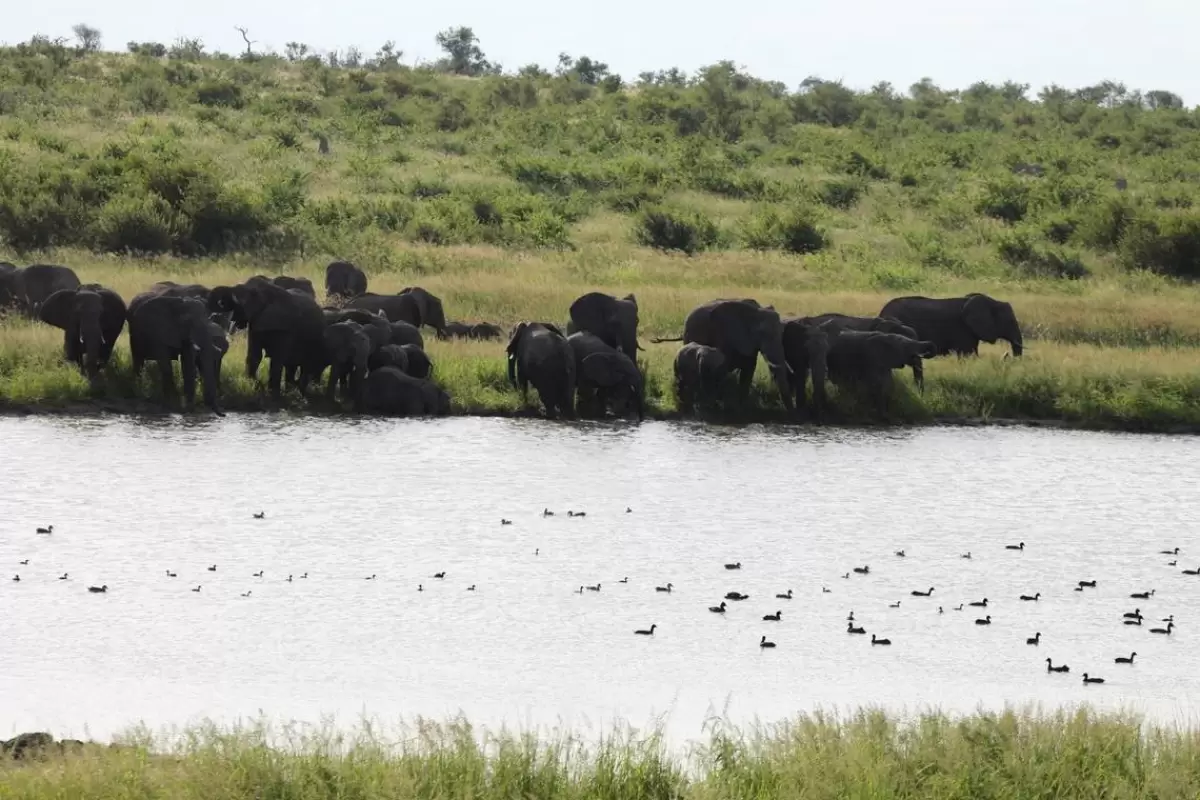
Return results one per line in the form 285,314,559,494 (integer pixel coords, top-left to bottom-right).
234,26,256,57
72,23,102,53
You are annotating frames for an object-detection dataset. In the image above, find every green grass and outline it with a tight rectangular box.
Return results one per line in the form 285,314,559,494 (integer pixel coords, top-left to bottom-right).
6,709,1200,799
4,35,1200,429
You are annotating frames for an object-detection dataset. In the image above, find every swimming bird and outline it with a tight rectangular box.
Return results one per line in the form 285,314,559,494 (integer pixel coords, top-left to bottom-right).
626,507,632,513
1123,609,1142,619
36,525,53,534
1019,593,1040,602
619,577,628,584
1115,652,1136,664
1027,632,1041,645
968,598,988,608
841,572,850,579
365,574,376,580
19,559,28,565
241,591,252,597
501,519,512,525
1074,586,1084,592
576,586,584,594
656,583,673,593
1161,547,1180,555
709,602,727,613
1082,673,1105,685
1182,567,1200,576
635,624,657,636
434,572,446,579
724,562,742,570
1124,618,1143,626
300,572,308,579
853,566,870,575
848,623,866,634
871,634,891,646
847,611,855,621
911,587,934,597
166,570,176,577
895,550,906,557
1078,580,1096,588
1150,622,1175,635
192,585,201,592
822,587,831,593
1162,615,1175,623
12,575,19,582
253,570,263,578
467,585,475,591
938,606,944,614
960,552,971,559
418,584,423,591
586,583,601,592
287,575,293,582
759,636,776,649
763,611,782,621
569,510,586,517
1046,658,1069,673
1130,590,1154,599
58,573,68,581
535,549,539,556
889,600,901,608
725,592,749,601
543,509,554,516
87,585,107,593
207,565,217,572
954,604,963,611
1168,560,1177,566
776,589,793,599
253,512,265,519
1005,542,1025,551
975,616,992,625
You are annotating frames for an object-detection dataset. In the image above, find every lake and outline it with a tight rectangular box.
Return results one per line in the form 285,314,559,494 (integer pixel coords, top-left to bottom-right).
2,416,1199,744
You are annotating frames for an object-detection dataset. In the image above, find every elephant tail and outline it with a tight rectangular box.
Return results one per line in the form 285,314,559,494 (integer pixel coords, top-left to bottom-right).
649,336,683,344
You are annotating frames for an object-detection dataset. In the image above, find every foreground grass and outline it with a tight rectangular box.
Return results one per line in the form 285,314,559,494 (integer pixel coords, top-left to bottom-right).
6,709,1200,799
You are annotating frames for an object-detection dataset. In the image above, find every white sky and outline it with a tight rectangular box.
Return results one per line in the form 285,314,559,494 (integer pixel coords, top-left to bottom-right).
8,0,1199,104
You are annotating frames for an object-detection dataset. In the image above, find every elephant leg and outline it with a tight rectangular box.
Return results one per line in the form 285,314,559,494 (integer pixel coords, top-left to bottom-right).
156,357,177,409
246,331,264,379
180,346,198,409
911,361,924,393
267,358,285,400
325,364,340,403
535,386,557,420
736,364,755,407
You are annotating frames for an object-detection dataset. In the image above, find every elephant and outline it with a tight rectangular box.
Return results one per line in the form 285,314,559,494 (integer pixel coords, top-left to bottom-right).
399,286,446,332
271,275,316,297
362,366,451,416
0,264,81,315
346,292,423,326
802,312,923,390
325,260,368,301
323,308,392,354
658,299,793,412
368,344,409,373
0,262,17,309
825,330,937,415
388,320,425,349
879,294,1023,358
37,285,128,382
507,322,576,419
566,332,643,421
673,343,731,415
567,292,640,358
1,732,56,760
321,320,371,408
781,318,832,421
128,295,225,414
470,322,504,340
398,343,432,379
438,321,473,340
231,276,327,399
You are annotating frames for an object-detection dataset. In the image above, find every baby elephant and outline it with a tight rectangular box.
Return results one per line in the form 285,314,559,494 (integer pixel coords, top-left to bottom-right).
674,343,730,415
362,367,451,417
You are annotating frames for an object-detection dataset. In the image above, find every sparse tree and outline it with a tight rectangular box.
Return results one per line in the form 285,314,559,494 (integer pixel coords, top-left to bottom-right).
371,41,402,69
285,42,309,62
343,46,362,67
234,26,256,58
1146,89,1184,110
72,24,102,53
435,26,493,76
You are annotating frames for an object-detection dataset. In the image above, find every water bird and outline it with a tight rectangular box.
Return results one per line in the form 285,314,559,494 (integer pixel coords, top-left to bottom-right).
656,583,673,593
1005,542,1025,551
635,624,656,636
888,601,901,608
12,575,19,582
287,575,293,582
1130,590,1154,599
418,584,423,591
626,507,632,513
776,589,793,599
535,549,539,556
1168,560,1177,566
1161,547,1180,555
725,592,749,601
960,552,971,559
192,585,201,592
954,604,963,611
365,574,376,580
241,591,252,597
709,602,727,613
567,510,586,517
166,570,176,577
1123,609,1142,619
724,562,742,570
848,623,865,634
911,587,934,597
1124,618,1142,626
253,570,263,578
1183,567,1200,575
467,585,475,591
822,587,831,593
938,606,944,614
1162,615,1175,623
1074,586,1084,592
586,583,601,591
1150,622,1175,635
58,573,68,581
975,616,992,625
895,550,906,557
847,611,855,620
1020,593,1041,602
852,566,870,575
1082,674,1105,685
433,571,446,579
1078,580,1097,588
36,525,53,534
19,559,28,565
501,519,512,525
1046,659,1069,673
300,572,308,579
759,636,776,649
841,572,850,579
763,611,782,621
576,586,584,594
1115,652,1137,664
1027,632,1041,645
543,509,554,517
87,585,108,593
207,565,217,572
871,634,891,646
968,598,988,607
253,512,265,519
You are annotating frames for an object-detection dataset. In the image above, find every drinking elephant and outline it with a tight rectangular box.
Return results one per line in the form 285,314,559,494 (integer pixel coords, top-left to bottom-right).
507,322,576,419
37,285,127,382
879,294,1023,358
368,344,409,374
231,276,327,399
362,366,451,417
0,264,81,315
324,260,368,301
673,343,731,415
321,320,371,408
567,292,640,358
781,318,832,421
801,312,924,390
398,343,432,379
128,295,225,414
825,330,937,414
566,332,644,421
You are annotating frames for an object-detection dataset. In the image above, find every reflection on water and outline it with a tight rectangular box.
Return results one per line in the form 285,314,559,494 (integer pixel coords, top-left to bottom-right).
2,416,1200,743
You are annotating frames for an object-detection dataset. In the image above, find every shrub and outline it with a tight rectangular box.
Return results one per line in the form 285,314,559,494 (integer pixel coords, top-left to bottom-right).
977,178,1030,223
1119,211,1200,279
91,192,178,253
739,206,827,254
132,80,170,112
633,205,722,254
817,178,863,210
1077,195,1137,250
195,79,243,108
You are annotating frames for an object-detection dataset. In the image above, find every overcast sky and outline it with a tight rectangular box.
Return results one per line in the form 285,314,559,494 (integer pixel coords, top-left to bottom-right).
8,0,1199,103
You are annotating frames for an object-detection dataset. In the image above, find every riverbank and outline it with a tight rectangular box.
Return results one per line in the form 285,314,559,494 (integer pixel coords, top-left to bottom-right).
3,709,1198,798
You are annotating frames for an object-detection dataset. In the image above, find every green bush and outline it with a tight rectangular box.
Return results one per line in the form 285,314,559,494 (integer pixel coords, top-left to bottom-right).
1076,195,1137,250
91,192,179,253
976,178,1030,223
1119,210,1200,278
195,79,244,108
739,205,827,254
817,178,863,210
633,205,722,254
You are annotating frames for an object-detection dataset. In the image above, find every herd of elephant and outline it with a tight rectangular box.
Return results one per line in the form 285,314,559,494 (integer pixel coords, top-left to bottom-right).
0,259,1025,420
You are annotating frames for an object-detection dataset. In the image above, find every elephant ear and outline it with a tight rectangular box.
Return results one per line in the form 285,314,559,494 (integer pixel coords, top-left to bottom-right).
962,295,1000,343
506,322,529,357
37,288,78,330
711,303,757,359
623,293,637,307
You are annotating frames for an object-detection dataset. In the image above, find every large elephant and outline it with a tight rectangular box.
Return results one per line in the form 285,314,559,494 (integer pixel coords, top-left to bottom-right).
37,285,127,382
566,332,644,421
362,366,451,416
0,264,81,315
399,286,446,332
507,322,576,419
567,292,640,358
660,299,793,412
879,294,1023,358
825,330,937,414
346,292,422,326
388,320,425,349
781,318,832,421
128,295,225,414
231,277,327,399
802,312,923,389
674,343,731,415
325,260,368,301
321,320,371,408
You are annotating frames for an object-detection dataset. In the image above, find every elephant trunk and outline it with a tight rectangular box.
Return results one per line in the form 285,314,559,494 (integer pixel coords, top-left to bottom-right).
81,317,103,379
1009,332,1024,357
768,362,794,412
199,344,222,414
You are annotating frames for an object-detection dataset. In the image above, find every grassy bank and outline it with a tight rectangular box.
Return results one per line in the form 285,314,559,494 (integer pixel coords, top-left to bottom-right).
4,34,1200,429
5,709,1200,799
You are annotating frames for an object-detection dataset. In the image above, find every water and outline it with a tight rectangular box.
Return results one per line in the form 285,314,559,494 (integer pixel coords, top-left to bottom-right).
2,416,1200,745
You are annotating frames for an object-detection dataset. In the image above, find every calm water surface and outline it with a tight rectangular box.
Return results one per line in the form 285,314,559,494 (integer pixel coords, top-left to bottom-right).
2,416,1199,744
